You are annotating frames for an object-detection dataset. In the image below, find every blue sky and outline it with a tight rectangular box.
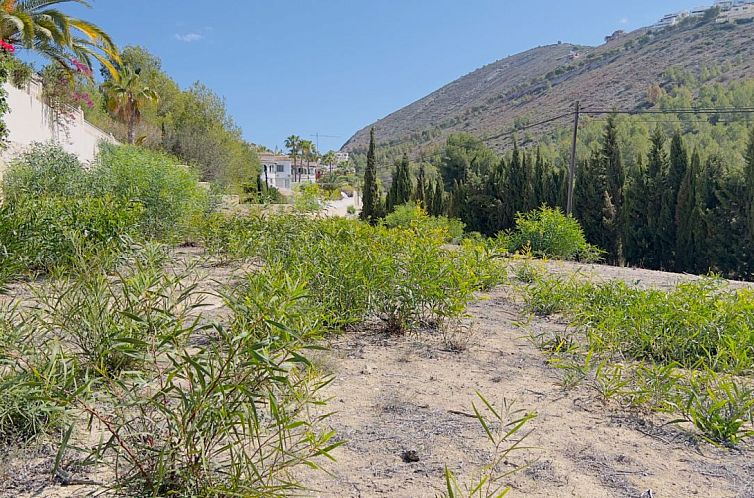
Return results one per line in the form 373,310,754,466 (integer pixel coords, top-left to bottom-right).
55,0,696,152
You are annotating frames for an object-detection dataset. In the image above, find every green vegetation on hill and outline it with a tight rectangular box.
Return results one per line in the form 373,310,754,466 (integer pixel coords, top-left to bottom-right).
76,46,261,190
358,78,754,280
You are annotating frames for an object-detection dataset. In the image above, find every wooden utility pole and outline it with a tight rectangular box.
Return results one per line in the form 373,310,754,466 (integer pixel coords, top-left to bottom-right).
566,101,580,216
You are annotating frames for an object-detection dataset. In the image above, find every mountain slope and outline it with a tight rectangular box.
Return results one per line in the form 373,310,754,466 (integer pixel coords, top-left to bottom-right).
342,20,754,153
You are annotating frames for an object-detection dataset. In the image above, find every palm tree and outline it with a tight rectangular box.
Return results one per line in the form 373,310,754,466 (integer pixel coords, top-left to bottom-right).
102,66,159,144
1,0,119,77
285,135,301,181
300,139,315,181
322,150,337,173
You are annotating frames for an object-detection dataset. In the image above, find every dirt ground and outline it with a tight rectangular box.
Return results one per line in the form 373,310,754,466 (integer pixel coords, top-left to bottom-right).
2,254,753,498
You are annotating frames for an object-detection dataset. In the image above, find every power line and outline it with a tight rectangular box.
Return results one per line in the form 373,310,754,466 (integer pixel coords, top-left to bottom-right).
482,111,574,142
481,105,754,144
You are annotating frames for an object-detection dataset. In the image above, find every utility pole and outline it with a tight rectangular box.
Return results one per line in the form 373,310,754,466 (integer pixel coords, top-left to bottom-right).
566,101,580,216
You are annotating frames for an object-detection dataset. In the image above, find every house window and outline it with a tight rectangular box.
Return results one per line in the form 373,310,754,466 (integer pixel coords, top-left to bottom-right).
276,164,284,173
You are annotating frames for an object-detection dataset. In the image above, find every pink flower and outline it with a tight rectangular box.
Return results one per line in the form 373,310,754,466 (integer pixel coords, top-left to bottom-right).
70,58,93,77
0,40,15,54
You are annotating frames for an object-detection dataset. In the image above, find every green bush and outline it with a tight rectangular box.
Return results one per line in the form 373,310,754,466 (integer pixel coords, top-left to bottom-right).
2,142,87,202
384,202,465,242
92,144,208,240
0,195,142,278
193,213,503,334
507,206,601,261
0,305,72,446
72,266,339,496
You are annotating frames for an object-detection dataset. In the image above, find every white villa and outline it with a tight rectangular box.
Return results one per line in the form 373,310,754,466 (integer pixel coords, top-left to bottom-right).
334,151,350,164
259,152,319,191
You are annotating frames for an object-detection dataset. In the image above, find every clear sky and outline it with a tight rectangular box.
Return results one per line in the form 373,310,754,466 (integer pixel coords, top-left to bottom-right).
55,0,697,153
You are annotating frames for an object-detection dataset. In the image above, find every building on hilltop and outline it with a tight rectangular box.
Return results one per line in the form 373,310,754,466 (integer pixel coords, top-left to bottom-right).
259,152,320,192
654,11,690,27
717,1,754,21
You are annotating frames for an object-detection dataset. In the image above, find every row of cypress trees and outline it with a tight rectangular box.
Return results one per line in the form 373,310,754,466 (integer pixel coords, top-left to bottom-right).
361,123,754,279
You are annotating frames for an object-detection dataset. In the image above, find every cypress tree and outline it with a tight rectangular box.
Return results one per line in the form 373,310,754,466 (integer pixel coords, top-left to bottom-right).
360,128,381,224
396,154,412,207
601,115,625,265
575,151,605,248
745,127,754,244
533,147,545,207
431,180,445,216
521,151,535,213
624,156,651,266
676,150,700,272
414,164,427,208
646,127,673,269
504,142,534,222
668,132,689,269
386,154,413,212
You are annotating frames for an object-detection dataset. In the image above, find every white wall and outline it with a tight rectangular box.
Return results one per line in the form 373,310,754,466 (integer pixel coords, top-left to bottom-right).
1,78,117,173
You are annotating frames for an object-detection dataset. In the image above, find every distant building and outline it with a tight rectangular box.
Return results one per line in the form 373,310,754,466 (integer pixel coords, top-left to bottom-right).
689,6,712,17
654,10,689,27
334,151,350,164
717,1,754,21
259,152,319,191
715,0,735,11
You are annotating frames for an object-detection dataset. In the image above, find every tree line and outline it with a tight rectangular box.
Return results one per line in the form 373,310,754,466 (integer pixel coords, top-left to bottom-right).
361,119,754,280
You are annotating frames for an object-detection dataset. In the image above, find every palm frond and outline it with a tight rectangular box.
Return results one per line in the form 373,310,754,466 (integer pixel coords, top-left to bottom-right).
18,0,90,11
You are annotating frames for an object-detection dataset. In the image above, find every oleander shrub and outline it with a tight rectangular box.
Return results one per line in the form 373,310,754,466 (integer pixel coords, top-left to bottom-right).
31,243,200,377
92,144,209,240
507,206,601,261
0,305,73,446
2,142,87,202
191,214,503,333
0,195,142,279
65,268,340,496
383,202,465,242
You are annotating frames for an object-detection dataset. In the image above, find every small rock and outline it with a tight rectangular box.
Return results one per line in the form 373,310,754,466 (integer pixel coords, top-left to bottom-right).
401,450,420,463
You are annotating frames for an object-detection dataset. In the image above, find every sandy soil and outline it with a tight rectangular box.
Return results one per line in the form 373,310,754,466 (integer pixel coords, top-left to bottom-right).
2,256,753,498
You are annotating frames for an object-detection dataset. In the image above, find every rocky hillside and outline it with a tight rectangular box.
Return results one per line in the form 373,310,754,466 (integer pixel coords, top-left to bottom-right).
342,19,754,154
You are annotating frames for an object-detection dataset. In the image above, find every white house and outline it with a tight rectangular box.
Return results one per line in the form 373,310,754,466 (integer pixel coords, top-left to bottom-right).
259,152,319,191
334,151,350,164
654,10,689,27
1,77,116,173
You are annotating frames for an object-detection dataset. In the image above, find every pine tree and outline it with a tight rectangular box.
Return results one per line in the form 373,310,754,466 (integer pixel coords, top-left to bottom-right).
360,128,381,225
